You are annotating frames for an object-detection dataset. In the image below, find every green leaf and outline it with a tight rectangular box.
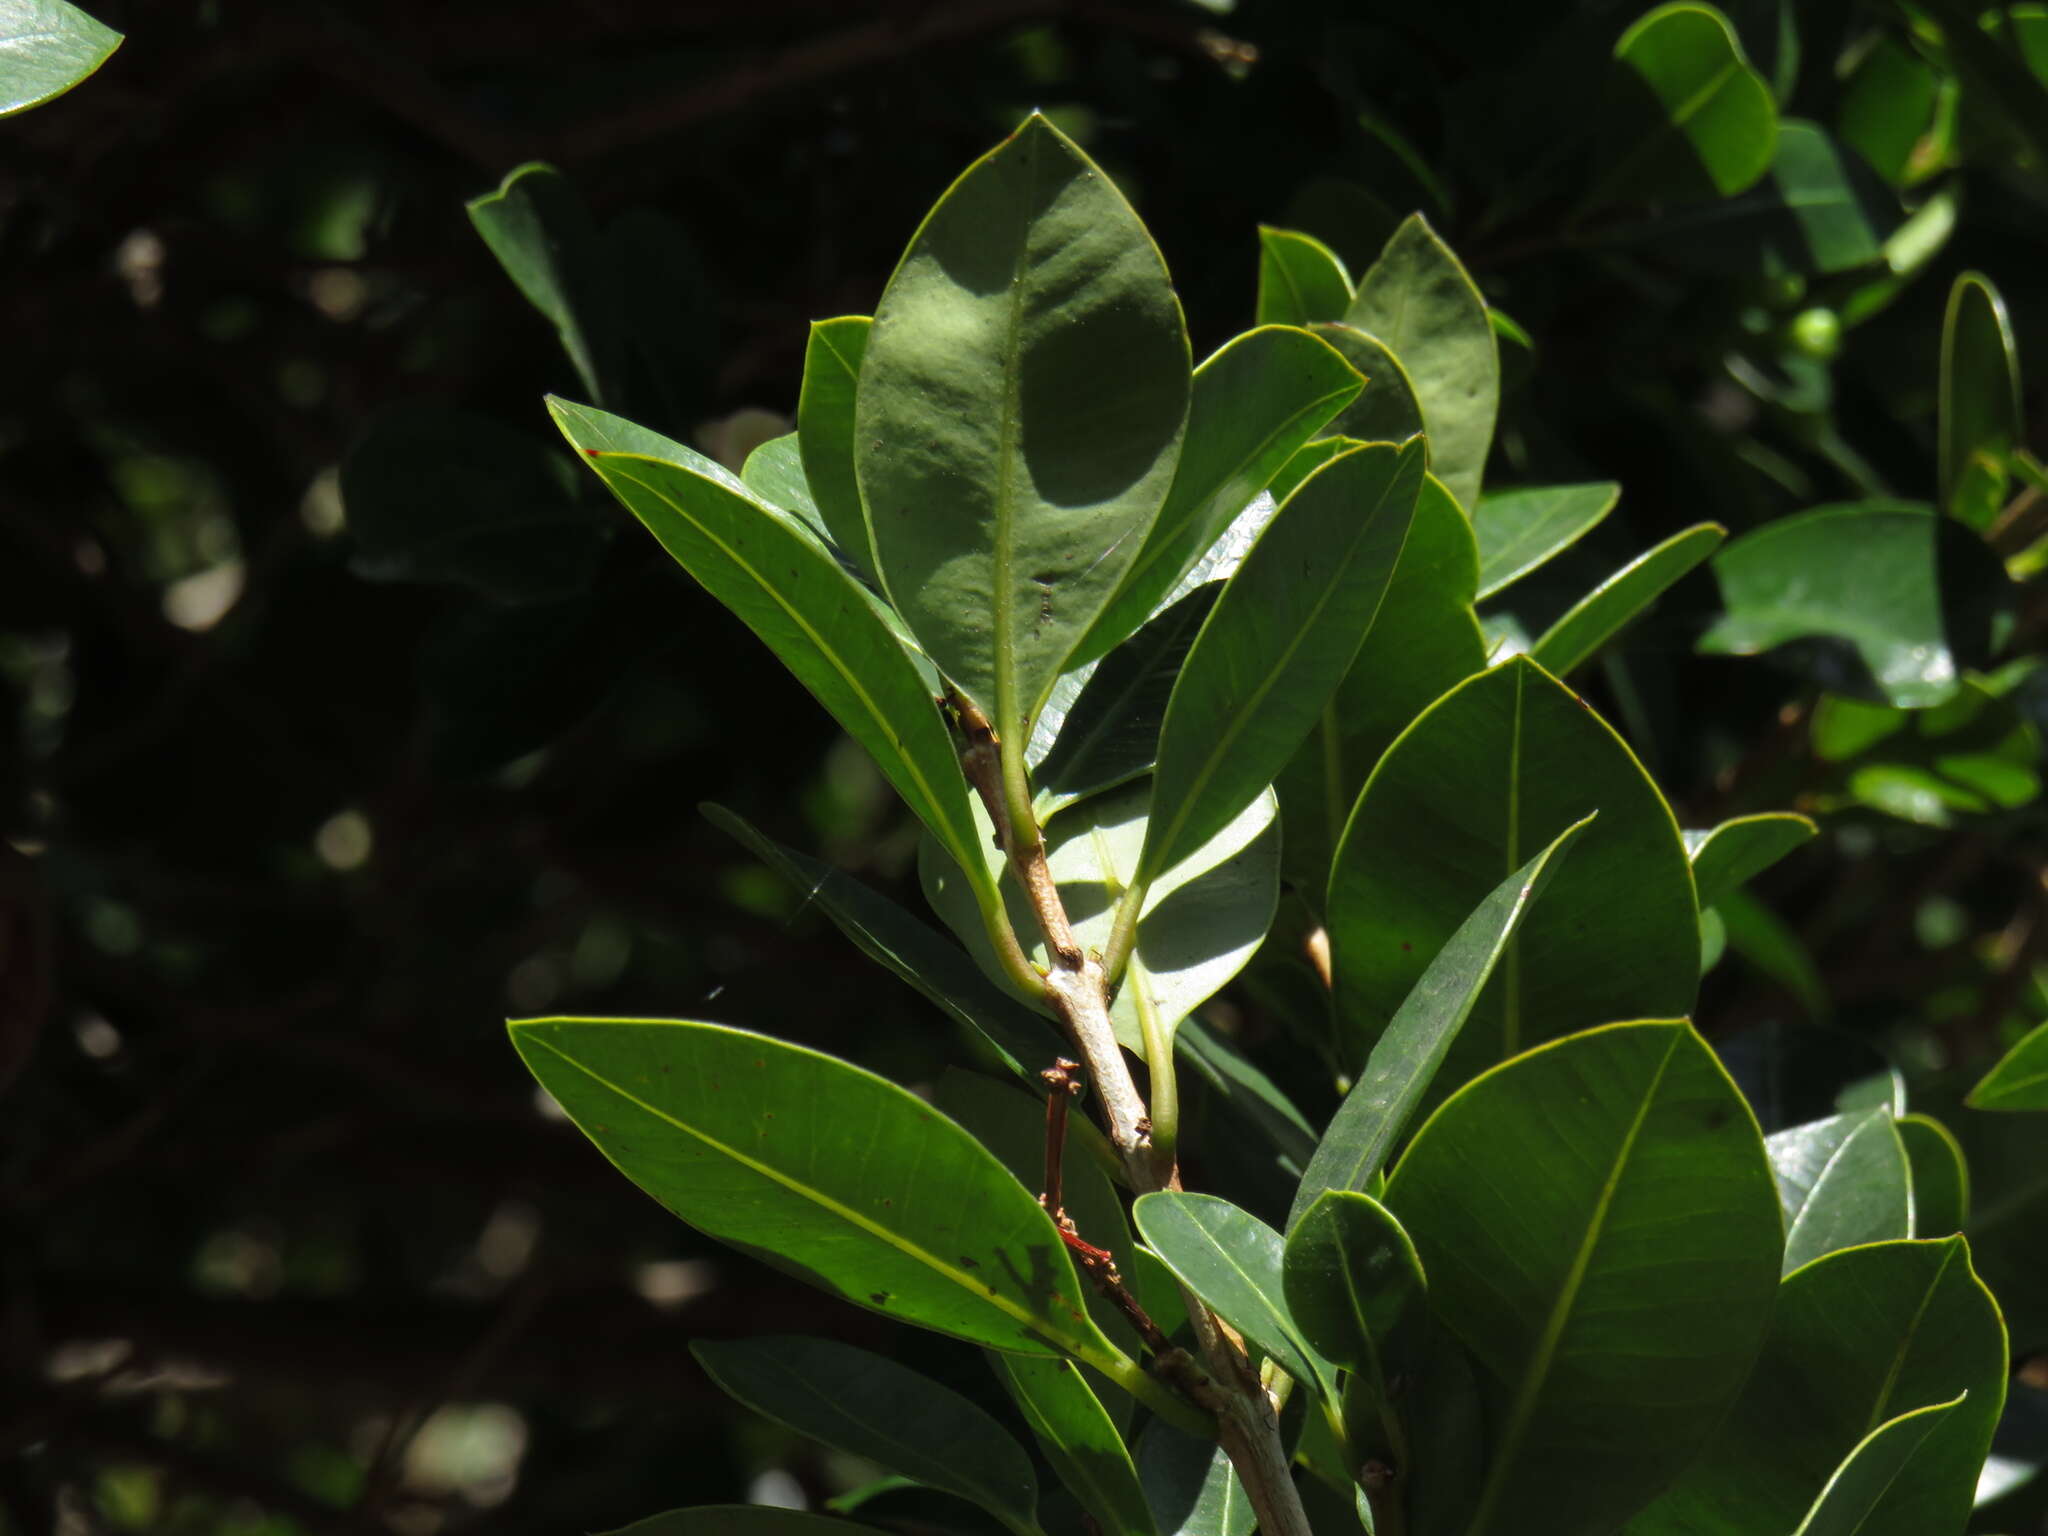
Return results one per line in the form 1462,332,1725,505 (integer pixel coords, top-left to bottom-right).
1175,1016,1318,1173
1132,1191,1336,1403
1600,3,1778,205
468,164,622,407
1301,818,1592,1227
740,435,826,535
1527,522,1725,678
1897,1113,1970,1235
1717,888,1831,1021
1940,272,2022,531
1472,483,1620,601
702,805,1056,1078
1839,37,1952,187
508,1018,1124,1367
1384,1021,1782,1536
608,1507,879,1536
1136,1421,1253,1536
0,0,119,118
1075,326,1363,663
1791,1395,1967,1536
798,316,877,576
1767,1109,1915,1276
1328,658,1699,1076
1810,681,2041,827
1142,439,1425,884
1255,228,1352,327
1698,501,2012,709
1282,1192,1427,1390
1968,1019,2048,1111
1307,325,1426,448
855,113,1190,749
553,401,998,921
691,1336,1041,1536
1630,1237,2007,1536
1342,217,1499,510
1685,811,1818,908
992,1354,1159,1536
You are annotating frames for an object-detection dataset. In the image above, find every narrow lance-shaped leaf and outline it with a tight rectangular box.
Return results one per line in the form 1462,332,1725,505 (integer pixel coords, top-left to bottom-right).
797,316,877,575
1792,1395,1967,1536
1385,1021,1783,1536
1685,811,1817,908
1767,1109,1915,1276
0,0,121,119
856,112,1190,750
1968,1019,2048,1111
992,1354,1160,1536
1255,227,1352,327
1526,522,1725,678
1472,482,1619,601
1297,817,1592,1229
692,1336,1042,1536
1141,439,1425,884
1940,275,2021,531
468,165,622,406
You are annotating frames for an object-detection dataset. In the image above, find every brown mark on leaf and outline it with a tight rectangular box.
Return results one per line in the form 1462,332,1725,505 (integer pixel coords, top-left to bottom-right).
1031,573,1057,632
870,1291,890,1306
959,1255,979,1268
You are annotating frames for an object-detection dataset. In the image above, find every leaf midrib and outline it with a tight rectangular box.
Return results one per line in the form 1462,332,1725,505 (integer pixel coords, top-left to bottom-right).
992,135,1041,745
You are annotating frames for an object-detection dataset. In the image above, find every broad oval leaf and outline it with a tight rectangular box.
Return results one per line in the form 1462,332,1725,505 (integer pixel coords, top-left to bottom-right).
1968,1019,2048,1111
1328,657,1699,1076
1341,217,1498,509
1527,523,1725,678
1631,1237,2007,1536
1941,272,2020,531
1255,227,1352,327
692,1336,1040,1536
1600,3,1778,206
1308,324,1426,447
1143,439,1425,884
1136,1420,1253,1536
1300,817,1592,1227
1792,1395,1967,1536
740,434,827,537
993,1353,1159,1536
798,315,877,574
1473,482,1620,601
1767,1109,1915,1275
610,1507,878,1536
1685,811,1818,908
509,1017,1120,1363
0,0,121,117
1282,1192,1427,1384
856,113,1191,748
1897,1113,1969,1234
1385,1020,1782,1536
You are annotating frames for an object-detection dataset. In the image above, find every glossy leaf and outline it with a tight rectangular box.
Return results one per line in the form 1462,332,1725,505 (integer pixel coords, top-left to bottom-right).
1527,522,1724,678
554,401,998,918
1282,1192,1427,1389
1699,501,2012,709
856,113,1190,748
1941,272,2021,531
740,435,825,534
1342,216,1498,510
1472,482,1620,601
703,805,1056,1078
1385,1021,1782,1536
1255,227,1351,327
1601,3,1778,205
469,165,622,407
1308,324,1426,448
993,1354,1158,1536
0,0,119,117
1136,1421,1252,1536
1810,681,2040,827
1767,1109,1914,1275
508,1018,1122,1365
1685,811,1818,908
1143,439,1425,884
1631,1237,2007,1536
1897,1113,1969,1235
1328,657,1698,1075
1132,1191,1335,1402
1968,1019,2048,1111
1792,1396,1966,1536
692,1336,1040,1536
1300,818,1591,1227
1076,326,1363,664
797,316,876,574
609,1508,876,1536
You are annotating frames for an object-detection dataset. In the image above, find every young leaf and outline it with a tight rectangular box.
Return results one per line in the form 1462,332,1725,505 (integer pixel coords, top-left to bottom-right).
468,165,623,407
992,1354,1161,1536
1142,439,1425,884
0,0,121,117
1384,1021,1782,1536
1968,1019,2048,1111
1896,1113,1969,1234
692,1336,1041,1536
553,401,1000,924
1767,1109,1914,1275
1685,811,1817,908
1136,1421,1253,1536
1342,215,1499,510
856,113,1190,749
1472,482,1620,601
1300,817,1592,1227
1132,1191,1336,1404
1307,324,1426,447
797,316,877,575
1281,1192,1427,1386
1791,1395,1967,1536
1075,326,1363,663
508,1018,1126,1368
1526,522,1725,678
609,1508,879,1536
1255,228,1352,327
1631,1237,2007,1536
1599,3,1778,206
1940,272,2020,531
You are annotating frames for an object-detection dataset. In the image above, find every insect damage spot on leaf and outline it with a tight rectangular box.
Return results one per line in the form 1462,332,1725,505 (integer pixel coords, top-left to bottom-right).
870,1291,890,1305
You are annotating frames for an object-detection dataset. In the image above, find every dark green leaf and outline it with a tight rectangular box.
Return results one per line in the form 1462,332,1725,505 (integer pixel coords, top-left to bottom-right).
1968,1019,2048,1112
1685,811,1818,908
1342,216,1498,509
1282,1192,1427,1390
1472,483,1620,601
1301,818,1591,1227
1307,325,1426,448
797,316,876,577
1897,1113,1969,1235
855,113,1190,748
1838,36,1951,187
1767,1109,1914,1275
692,1336,1041,1536
992,1354,1159,1536
1941,272,2021,531
1136,1421,1252,1536
1717,890,1830,1020
608,1507,879,1536
0,0,119,116
1527,522,1724,678
468,164,622,406
1631,1237,2007,1536
1255,228,1352,327
1792,1395,1967,1536
1599,3,1778,205
1385,1021,1782,1536
1175,1016,1318,1173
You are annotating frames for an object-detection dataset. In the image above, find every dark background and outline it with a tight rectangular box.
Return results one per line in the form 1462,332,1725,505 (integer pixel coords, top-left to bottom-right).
4,2,2047,1532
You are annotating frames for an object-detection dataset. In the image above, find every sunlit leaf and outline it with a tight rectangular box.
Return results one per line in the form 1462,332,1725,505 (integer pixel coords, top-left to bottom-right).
1968,1019,2048,1111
